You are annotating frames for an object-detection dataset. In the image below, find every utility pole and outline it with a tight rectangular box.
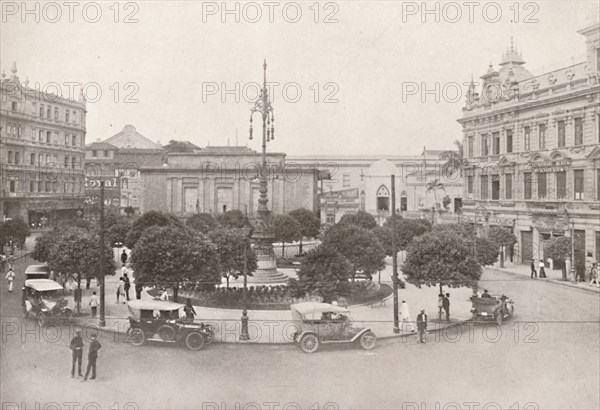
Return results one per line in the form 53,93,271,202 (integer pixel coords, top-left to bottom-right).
99,181,106,327
391,174,399,334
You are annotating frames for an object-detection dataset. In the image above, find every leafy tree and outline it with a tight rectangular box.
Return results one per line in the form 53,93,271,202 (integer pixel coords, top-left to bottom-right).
488,226,517,268
425,179,445,207
432,223,497,267
103,215,132,247
403,230,482,294
207,227,257,288
474,237,500,267
383,217,432,250
124,211,183,248
216,210,248,229
289,208,321,255
291,244,352,303
432,223,476,239
271,214,302,257
544,236,572,281
372,226,393,256
0,217,30,249
163,140,196,153
323,224,386,282
131,226,221,301
338,210,377,230
439,139,467,179
442,195,452,210
187,213,218,234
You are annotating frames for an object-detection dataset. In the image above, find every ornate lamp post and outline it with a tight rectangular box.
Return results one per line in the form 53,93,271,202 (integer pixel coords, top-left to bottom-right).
240,227,252,341
248,60,278,280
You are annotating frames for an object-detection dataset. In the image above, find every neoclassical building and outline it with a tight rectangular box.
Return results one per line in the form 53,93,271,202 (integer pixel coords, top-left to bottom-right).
1,63,87,225
457,22,600,274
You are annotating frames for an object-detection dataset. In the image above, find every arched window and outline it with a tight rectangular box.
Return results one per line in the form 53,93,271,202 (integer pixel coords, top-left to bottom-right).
376,185,390,212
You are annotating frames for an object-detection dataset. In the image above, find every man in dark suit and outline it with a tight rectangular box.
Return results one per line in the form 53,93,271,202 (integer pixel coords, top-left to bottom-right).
416,309,428,343
83,333,102,381
443,293,450,321
70,329,84,378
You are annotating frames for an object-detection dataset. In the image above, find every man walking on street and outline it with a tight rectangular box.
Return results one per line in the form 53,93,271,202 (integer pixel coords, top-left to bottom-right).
6,268,15,292
89,291,99,317
530,260,537,279
417,309,427,343
70,330,84,378
123,273,131,301
135,282,143,300
121,250,128,265
83,333,101,381
437,293,443,320
7,252,15,271
442,293,450,321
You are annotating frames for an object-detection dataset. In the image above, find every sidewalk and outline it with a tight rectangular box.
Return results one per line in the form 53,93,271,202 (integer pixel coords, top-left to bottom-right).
485,262,600,294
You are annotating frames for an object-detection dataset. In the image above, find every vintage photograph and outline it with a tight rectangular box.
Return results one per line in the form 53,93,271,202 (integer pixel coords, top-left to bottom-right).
1,1,599,409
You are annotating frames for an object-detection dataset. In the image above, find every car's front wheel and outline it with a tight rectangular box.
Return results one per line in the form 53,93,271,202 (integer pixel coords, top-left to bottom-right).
37,312,47,327
359,331,377,350
300,333,319,353
185,331,205,351
128,328,145,346
157,325,176,341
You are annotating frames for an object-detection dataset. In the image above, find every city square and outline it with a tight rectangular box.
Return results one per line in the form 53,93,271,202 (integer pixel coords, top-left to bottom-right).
1,1,600,409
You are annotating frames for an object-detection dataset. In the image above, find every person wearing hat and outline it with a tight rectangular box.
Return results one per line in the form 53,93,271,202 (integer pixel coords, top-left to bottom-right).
83,333,102,381
442,293,450,322
481,289,492,298
69,329,84,378
5,268,15,292
416,309,428,343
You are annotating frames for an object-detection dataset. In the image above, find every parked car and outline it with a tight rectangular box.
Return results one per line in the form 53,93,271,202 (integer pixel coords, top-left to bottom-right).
22,279,73,326
125,300,214,351
291,302,377,353
470,294,514,325
24,264,50,280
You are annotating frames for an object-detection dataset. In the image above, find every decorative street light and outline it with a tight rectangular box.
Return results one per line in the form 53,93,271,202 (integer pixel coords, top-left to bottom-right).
240,226,252,341
248,60,278,280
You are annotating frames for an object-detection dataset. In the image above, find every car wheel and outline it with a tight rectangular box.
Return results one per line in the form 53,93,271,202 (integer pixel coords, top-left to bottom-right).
359,331,377,350
157,325,176,341
128,328,145,346
300,334,319,353
37,312,47,327
495,312,503,326
185,331,205,351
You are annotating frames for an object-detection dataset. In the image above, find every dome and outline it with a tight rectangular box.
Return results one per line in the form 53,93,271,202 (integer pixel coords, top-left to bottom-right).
367,159,398,177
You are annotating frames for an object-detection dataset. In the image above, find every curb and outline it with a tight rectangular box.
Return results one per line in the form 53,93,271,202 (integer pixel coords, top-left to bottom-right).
489,267,600,294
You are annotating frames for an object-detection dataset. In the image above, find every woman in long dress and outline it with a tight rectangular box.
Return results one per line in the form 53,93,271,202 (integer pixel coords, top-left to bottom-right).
400,300,416,333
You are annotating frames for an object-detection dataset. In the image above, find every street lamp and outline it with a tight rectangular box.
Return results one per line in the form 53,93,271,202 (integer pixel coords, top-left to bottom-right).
563,208,575,281
240,226,252,341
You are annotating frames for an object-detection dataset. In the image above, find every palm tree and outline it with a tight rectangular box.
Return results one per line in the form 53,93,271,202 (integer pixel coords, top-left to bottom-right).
440,139,467,178
426,179,445,207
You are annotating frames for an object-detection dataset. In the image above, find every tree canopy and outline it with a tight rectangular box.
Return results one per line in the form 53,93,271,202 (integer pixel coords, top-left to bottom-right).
291,244,352,303
186,213,218,234
216,210,249,229
131,226,221,295
289,208,321,239
124,211,183,248
488,226,517,248
207,227,257,287
271,214,302,256
383,217,431,250
0,217,30,248
323,224,386,281
338,210,378,230
402,230,482,290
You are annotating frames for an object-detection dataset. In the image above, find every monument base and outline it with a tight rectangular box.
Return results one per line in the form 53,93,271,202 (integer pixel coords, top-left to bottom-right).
247,257,289,283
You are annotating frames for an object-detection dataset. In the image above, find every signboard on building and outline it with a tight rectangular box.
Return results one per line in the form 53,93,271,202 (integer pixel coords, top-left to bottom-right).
84,176,121,209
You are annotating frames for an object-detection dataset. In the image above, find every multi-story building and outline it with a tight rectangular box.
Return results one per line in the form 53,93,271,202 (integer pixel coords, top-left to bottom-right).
458,23,600,275
0,63,87,225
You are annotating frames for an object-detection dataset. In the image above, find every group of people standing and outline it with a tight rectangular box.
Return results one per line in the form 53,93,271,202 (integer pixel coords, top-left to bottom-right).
69,330,102,381
530,260,547,279
398,300,433,344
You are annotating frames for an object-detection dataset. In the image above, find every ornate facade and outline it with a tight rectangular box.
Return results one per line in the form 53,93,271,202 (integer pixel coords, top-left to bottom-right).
457,23,600,274
0,63,87,225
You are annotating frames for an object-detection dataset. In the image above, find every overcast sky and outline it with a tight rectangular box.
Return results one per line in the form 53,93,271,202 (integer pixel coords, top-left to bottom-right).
2,0,598,155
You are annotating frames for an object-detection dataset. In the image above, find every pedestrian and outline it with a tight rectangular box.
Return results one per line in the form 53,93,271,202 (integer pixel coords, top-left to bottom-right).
481,289,492,298
70,329,84,378
184,298,196,320
437,293,444,320
416,309,427,343
7,253,15,270
116,277,124,304
530,260,537,279
589,262,599,288
49,269,55,281
400,300,415,333
67,274,74,293
0,253,6,274
121,250,128,265
538,259,546,278
83,333,101,381
442,293,450,321
6,268,16,292
89,291,99,317
123,273,131,301
135,282,143,300
121,264,128,277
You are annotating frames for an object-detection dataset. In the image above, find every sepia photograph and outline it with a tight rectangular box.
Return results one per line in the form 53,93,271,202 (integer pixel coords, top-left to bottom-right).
1,1,599,409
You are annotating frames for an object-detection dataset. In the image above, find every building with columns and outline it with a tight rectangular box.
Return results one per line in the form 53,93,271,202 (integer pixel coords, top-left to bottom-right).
458,22,600,275
1,63,87,225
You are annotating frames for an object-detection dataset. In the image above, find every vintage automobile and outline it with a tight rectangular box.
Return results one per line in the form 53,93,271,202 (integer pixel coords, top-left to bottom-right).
22,279,73,326
24,264,50,280
470,294,515,325
125,300,214,351
291,302,377,353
